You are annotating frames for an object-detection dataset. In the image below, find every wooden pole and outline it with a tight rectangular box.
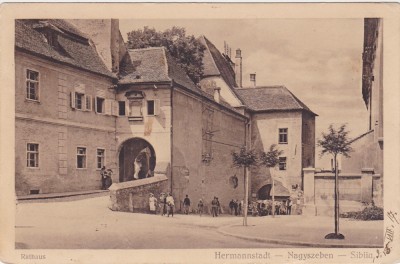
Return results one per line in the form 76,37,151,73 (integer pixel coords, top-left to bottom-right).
334,156,339,234
243,167,249,226
272,178,275,218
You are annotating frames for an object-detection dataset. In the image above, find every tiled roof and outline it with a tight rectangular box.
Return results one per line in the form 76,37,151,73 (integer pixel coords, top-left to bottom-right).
119,47,200,94
235,86,317,115
15,19,115,78
199,36,238,88
119,47,171,84
119,47,243,116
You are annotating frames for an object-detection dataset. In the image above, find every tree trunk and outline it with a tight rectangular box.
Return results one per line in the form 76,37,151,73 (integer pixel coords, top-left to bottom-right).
334,154,339,234
272,178,275,217
243,167,249,226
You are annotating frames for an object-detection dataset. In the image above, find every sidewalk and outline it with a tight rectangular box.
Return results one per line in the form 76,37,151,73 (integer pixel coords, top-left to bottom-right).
218,215,384,248
17,189,109,202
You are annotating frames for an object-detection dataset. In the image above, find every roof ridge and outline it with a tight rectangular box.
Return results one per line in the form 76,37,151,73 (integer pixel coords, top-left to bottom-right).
161,48,172,82
128,46,165,51
281,86,303,109
237,86,286,90
349,129,374,144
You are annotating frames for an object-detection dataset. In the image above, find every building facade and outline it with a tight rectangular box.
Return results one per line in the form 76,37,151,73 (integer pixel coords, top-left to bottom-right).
340,18,383,206
15,19,316,213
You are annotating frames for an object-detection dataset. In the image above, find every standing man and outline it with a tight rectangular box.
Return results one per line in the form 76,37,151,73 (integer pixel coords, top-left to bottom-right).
100,166,107,190
166,193,175,217
287,198,292,215
183,194,191,215
198,199,204,217
229,199,235,215
211,197,218,217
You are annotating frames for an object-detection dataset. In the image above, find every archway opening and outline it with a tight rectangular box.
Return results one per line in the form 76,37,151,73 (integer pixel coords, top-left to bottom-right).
119,138,156,182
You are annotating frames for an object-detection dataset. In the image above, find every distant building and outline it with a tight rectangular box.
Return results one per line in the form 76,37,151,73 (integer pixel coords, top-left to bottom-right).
15,19,316,212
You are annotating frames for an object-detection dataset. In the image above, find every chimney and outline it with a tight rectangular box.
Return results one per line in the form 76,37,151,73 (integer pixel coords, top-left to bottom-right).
213,87,221,103
110,19,120,74
235,49,242,88
250,73,256,87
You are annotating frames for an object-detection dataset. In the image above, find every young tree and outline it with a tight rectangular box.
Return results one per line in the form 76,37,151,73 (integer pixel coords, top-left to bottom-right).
127,26,205,84
317,124,353,239
232,147,258,226
259,144,284,217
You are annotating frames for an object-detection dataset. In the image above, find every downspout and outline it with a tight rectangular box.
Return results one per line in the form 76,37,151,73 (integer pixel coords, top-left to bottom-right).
170,80,174,194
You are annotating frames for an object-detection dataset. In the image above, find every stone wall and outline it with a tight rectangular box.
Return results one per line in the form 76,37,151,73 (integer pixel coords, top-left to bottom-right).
303,169,382,216
109,175,169,212
172,88,246,213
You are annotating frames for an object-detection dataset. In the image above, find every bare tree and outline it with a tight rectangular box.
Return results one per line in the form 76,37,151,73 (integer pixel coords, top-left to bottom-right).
317,124,353,239
232,147,258,226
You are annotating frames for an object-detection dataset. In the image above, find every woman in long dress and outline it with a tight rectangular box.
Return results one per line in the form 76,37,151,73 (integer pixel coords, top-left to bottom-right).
149,193,157,214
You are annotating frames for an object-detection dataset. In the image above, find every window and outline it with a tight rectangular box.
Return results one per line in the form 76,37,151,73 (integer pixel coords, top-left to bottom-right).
118,101,126,116
26,69,39,101
147,100,155,115
86,95,92,111
75,92,84,110
96,97,105,113
77,147,86,169
27,143,39,167
97,149,105,169
279,157,287,170
147,99,160,116
279,128,288,144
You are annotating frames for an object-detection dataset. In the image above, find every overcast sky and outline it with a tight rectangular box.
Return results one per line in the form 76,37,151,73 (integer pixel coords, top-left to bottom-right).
120,19,369,168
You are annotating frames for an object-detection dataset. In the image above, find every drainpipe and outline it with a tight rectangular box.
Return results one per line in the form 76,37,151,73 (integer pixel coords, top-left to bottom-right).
170,80,174,194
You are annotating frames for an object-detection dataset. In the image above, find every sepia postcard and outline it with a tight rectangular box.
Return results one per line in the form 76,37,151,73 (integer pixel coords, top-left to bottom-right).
0,3,399,264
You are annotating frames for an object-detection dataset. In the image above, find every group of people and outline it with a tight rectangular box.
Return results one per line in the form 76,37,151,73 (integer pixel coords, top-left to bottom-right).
228,199,243,216
149,192,175,217
250,198,293,216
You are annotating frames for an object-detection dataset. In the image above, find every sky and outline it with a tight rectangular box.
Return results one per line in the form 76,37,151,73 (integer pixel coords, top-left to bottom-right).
119,19,369,169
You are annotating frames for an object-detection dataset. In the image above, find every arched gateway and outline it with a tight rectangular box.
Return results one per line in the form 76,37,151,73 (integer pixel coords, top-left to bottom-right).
257,181,290,200
118,138,156,182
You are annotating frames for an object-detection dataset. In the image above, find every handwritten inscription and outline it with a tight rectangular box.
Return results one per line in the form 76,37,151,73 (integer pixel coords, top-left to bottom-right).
373,210,398,263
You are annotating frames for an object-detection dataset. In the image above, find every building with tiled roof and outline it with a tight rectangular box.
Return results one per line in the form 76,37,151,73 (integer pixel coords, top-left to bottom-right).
198,36,244,109
15,19,118,195
15,20,116,79
235,86,317,115
15,19,317,215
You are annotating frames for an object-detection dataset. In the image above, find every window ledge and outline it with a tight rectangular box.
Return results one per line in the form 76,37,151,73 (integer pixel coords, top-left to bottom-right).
25,99,40,104
128,116,144,121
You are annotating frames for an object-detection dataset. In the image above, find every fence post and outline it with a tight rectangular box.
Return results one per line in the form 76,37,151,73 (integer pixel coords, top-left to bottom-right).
303,168,316,216
361,168,374,204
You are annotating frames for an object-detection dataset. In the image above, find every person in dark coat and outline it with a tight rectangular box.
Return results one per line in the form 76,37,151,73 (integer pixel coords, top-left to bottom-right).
211,197,218,217
100,166,107,190
229,199,235,215
183,194,191,215
234,200,239,216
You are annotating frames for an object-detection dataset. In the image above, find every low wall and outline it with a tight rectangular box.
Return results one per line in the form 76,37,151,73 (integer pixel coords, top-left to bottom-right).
303,168,382,216
108,175,169,213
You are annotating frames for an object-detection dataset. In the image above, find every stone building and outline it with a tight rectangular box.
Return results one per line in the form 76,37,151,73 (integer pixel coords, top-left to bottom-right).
15,19,118,195
15,19,316,213
340,18,383,206
235,86,316,200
